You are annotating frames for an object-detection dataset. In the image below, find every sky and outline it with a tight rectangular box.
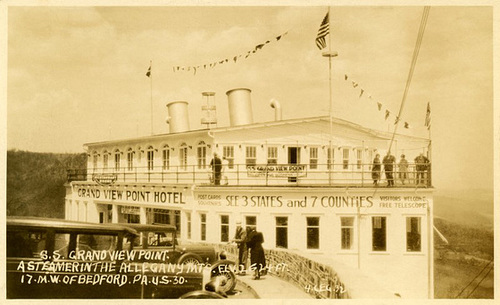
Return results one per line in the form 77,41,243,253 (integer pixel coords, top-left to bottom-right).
4,4,494,192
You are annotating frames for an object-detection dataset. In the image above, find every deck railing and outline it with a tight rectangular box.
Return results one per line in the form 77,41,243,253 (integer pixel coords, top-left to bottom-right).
67,162,432,187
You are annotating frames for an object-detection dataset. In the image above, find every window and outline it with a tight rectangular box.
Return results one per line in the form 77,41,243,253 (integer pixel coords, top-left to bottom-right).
146,208,171,224
137,147,142,163
186,212,192,239
200,213,207,241
7,230,47,258
197,141,207,169
306,217,320,249
246,146,257,166
126,214,140,224
275,217,288,248
162,145,170,170
114,150,121,171
343,148,349,170
223,146,234,169
310,147,318,169
179,143,188,170
92,152,98,171
245,216,257,231
103,152,109,170
406,217,421,252
327,148,334,170
356,149,362,170
147,146,154,171
122,206,140,224
367,150,373,170
220,215,229,242
174,210,181,234
372,216,387,251
341,217,354,250
267,147,278,164
127,148,134,171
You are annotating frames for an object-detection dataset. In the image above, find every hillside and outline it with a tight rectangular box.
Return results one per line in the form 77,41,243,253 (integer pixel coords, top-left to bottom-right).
7,150,87,218
432,189,494,299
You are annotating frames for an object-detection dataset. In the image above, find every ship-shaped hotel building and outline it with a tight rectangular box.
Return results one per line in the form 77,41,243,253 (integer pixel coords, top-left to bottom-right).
65,88,434,299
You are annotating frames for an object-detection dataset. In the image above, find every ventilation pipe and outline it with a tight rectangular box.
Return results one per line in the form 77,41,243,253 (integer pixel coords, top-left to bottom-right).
270,98,282,121
166,101,190,133
226,88,253,126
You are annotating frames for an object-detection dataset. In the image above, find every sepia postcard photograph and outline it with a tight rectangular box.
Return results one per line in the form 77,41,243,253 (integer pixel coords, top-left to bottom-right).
1,1,497,304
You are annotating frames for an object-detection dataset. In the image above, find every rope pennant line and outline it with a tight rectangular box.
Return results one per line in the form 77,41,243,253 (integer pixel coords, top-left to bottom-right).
342,73,430,130
173,31,289,75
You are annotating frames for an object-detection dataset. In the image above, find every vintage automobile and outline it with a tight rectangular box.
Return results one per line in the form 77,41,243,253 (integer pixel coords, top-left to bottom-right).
6,217,227,299
116,223,237,293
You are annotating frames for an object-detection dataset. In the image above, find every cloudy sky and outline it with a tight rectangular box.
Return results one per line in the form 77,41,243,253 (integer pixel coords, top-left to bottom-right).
4,4,494,191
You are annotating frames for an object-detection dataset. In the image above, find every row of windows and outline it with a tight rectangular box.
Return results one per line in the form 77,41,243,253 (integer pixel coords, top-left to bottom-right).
92,144,375,171
187,214,422,252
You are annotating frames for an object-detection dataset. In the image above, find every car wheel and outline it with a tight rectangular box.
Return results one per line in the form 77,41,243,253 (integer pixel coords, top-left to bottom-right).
210,265,236,294
178,254,203,265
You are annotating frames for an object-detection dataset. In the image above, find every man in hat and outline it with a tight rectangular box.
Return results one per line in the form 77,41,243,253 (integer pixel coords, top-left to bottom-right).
231,220,248,275
210,152,222,185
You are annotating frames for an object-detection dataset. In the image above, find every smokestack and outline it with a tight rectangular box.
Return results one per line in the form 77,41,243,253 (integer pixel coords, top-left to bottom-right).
166,101,190,133
270,98,282,121
226,88,253,126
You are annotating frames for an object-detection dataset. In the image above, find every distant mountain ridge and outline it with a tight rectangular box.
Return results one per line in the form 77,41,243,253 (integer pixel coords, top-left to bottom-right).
433,188,493,230
7,150,87,218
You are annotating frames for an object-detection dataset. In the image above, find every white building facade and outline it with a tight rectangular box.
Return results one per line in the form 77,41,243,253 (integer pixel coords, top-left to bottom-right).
65,88,434,298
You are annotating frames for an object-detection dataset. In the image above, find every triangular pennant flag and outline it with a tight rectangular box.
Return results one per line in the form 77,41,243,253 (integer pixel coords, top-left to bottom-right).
352,81,358,88
377,102,382,111
344,74,348,80
146,65,151,77
265,40,270,44
233,56,238,63
394,116,400,125
255,44,265,50
385,110,390,120
404,122,410,129
359,89,364,98
276,35,282,41
193,67,197,75
204,64,207,69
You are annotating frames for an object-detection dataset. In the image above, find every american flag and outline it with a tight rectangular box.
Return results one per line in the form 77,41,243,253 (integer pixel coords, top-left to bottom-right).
425,102,431,129
315,12,329,50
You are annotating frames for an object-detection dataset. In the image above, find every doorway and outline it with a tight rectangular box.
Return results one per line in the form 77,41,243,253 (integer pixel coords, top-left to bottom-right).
287,147,300,182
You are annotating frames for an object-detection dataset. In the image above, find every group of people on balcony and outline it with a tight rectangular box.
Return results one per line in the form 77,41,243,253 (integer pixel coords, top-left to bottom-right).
372,152,430,187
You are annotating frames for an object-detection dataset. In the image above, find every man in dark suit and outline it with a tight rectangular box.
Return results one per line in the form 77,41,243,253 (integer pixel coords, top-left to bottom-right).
210,153,222,185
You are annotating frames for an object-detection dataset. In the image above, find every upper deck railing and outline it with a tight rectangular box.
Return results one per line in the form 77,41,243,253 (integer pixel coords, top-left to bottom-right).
67,162,432,188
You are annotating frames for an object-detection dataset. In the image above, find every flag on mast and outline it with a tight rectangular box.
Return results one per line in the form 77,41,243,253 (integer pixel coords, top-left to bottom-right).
315,12,329,50
146,65,151,77
424,102,431,129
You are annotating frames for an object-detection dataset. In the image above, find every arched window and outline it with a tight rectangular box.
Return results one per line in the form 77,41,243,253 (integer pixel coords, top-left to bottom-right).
179,143,188,170
162,145,170,170
197,141,207,169
103,150,109,170
92,151,99,171
127,148,134,171
114,149,121,171
147,146,155,171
